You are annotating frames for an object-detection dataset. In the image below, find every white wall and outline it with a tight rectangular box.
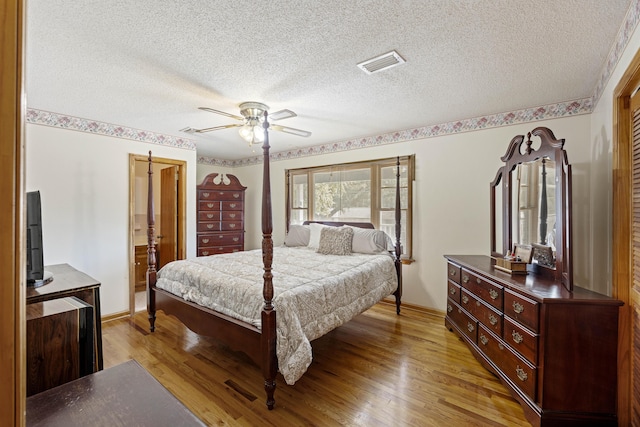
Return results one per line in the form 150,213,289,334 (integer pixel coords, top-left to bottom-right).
26,124,198,316
590,24,640,296
201,115,592,312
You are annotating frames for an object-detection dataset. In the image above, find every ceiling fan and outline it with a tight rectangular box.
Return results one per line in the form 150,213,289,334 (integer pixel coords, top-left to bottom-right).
180,101,312,145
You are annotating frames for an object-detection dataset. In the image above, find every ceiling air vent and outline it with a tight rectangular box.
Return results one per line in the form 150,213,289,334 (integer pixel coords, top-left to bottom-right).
357,50,405,74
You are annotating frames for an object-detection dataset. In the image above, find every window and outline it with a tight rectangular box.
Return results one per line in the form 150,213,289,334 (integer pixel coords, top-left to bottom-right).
286,155,414,259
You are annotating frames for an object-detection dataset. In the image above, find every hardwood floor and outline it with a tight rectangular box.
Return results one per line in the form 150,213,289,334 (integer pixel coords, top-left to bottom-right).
102,303,529,426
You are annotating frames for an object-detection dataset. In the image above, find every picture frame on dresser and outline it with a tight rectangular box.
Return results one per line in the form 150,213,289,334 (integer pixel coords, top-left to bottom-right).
446,127,623,427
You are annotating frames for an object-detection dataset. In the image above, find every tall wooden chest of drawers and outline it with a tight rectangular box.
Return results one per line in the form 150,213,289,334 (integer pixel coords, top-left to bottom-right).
444,255,622,426
197,173,246,256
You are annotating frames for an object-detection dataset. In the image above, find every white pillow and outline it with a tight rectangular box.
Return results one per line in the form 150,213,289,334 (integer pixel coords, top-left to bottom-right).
284,224,310,247
346,226,393,254
307,223,327,249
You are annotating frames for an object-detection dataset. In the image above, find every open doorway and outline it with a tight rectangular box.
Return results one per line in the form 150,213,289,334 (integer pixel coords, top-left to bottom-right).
129,154,187,315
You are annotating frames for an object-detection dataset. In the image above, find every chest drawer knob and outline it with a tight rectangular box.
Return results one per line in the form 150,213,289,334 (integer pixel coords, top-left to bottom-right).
512,330,524,344
462,274,470,283
488,313,498,325
489,289,499,300
516,366,528,382
513,301,525,313
467,322,475,333
479,334,489,345
461,295,469,304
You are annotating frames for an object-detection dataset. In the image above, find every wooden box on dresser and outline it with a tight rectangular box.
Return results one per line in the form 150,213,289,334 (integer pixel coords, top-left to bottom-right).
197,173,246,256
444,255,622,427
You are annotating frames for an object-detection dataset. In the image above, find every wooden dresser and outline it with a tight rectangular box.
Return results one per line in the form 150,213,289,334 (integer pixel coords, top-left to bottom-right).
197,173,246,256
444,255,622,426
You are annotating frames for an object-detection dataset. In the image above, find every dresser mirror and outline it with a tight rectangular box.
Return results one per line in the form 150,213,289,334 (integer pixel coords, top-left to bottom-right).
490,127,573,290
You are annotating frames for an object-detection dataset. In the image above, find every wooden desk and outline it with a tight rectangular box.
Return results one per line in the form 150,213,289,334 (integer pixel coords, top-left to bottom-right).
27,264,103,370
26,359,206,426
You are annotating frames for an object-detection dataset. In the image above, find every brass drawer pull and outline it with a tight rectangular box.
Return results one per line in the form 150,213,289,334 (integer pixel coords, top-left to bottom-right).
513,301,524,313
233,237,239,242
516,366,528,382
202,238,209,244
230,203,237,208
207,203,214,208
218,235,224,239
218,192,225,195
479,334,488,345
467,322,475,333
449,287,456,295
233,193,240,198
449,268,456,276
207,224,214,229
489,289,499,300
476,278,481,284
461,295,469,304
475,300,481,307
202,251,209,256
229,213,236,218
462,274,470,283
488,313,498,325
512,330,524,344
203,192,210,197
230,223,236,228
206,213,214,219
447,304,453,313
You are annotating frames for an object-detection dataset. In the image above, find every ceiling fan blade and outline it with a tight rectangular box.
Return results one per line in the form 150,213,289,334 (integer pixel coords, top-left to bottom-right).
269,109,297,121
181,123,242,134
198,107,244,121
271,124,312,137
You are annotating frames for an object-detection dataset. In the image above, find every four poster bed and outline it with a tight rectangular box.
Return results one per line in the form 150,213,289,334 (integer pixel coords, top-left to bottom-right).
145,112,403,409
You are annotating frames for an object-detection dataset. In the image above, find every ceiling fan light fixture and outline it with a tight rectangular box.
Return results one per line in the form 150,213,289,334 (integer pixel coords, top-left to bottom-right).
239,119,265,145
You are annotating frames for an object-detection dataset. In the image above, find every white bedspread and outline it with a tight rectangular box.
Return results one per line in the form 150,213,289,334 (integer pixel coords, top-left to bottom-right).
155,246,397,385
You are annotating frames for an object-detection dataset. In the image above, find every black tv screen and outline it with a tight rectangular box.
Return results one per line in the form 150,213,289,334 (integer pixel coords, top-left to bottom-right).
26,191,52,286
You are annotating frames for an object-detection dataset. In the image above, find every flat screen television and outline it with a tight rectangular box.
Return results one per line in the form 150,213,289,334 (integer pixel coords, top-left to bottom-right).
26,191,53,287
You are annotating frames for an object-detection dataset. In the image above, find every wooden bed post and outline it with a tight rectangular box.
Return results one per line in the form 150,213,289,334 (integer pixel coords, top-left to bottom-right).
394,156,403,315
260,112,277,409
147,151,157,331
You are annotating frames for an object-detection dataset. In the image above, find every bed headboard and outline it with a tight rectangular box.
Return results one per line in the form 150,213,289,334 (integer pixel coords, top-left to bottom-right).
302,220,375,229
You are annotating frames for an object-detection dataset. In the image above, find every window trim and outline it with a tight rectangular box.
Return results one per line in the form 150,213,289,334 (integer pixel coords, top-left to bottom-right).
285,155,414,260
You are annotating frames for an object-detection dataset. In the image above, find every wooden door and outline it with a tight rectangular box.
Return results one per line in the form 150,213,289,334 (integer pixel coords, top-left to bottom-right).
629,90,640,424
158,166,178,269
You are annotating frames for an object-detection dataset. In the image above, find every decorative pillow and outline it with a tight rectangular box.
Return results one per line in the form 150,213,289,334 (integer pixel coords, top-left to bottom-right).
346,226,393,254
317,226,353,255
284,224,310,247
307,223,327,249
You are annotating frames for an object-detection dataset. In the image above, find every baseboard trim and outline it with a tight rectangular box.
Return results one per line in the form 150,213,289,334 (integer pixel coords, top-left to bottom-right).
101,310,130,323
379,298,445,318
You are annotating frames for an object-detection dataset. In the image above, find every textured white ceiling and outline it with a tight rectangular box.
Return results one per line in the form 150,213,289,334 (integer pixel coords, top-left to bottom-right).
25,0,632,160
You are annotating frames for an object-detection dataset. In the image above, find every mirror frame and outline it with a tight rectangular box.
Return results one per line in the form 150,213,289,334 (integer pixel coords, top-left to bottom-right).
490,127,573,291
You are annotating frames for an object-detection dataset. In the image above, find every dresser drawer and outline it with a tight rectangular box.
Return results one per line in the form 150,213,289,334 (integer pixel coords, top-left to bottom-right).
198,246,242,256
504,316,538,365
221,221,243,231
198,233,243,248
222,201,243,211
206,191,243,201
460,289,503,336
222,211,243,221
460,269,503,311
447,300,477,343
504,289,539,333
447,280,461,304
197,222,221,232
198,211,220,221
198,201,221,211
447,262,461,284
477,325,537,401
